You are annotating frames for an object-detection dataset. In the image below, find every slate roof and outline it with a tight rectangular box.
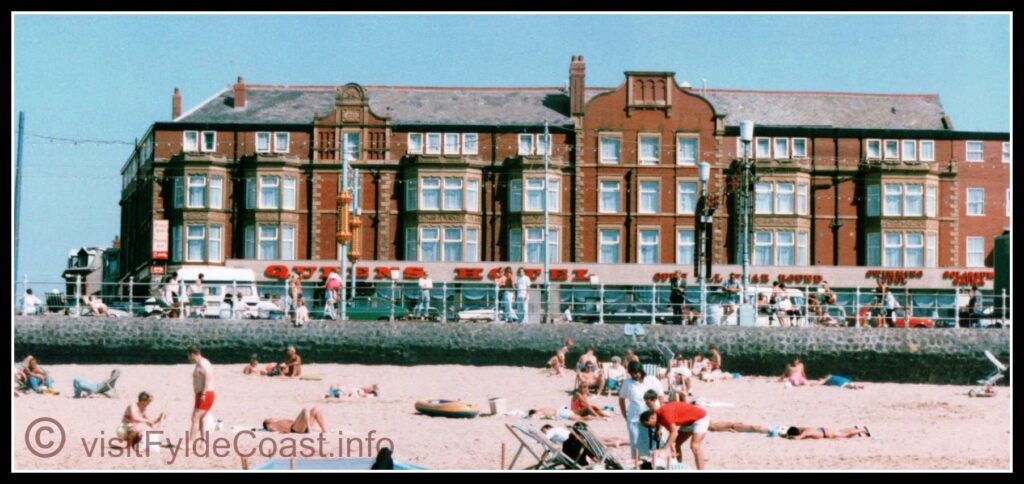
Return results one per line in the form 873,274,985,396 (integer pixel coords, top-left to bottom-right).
175,83,950,130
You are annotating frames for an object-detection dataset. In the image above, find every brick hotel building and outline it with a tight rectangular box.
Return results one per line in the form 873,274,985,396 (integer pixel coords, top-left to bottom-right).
117,56,1010,290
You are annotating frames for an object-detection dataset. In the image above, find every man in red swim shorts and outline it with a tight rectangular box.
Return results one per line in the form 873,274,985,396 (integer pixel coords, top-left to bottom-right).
188,345,215,442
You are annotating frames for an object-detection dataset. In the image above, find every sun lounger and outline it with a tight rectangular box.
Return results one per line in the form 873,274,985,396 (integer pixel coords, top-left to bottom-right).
505,424,582,470
570,423,625,470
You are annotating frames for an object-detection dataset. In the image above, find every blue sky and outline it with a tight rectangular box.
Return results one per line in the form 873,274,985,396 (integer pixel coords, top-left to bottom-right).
11,14,1011,285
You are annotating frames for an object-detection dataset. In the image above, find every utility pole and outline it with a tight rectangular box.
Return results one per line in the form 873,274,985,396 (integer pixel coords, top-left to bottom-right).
14,112,25,290
340,135,349,321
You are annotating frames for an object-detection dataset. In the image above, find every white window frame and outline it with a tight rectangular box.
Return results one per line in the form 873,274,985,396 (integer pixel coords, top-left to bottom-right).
753,231,773,266
883,232,903,268
419,227,440,262
282,176,297,210
755,137,771,159
442,227,463,262
904,232,924,268
966,141,984,162
209,175,223,210
467,179,480,212
201,131,216,153
797,231,808,266
420,177,441,211
775,231,795,266
462,133,478,155
405,179,417,211
883,183,903,216
442,177,464,211
773,137,789,160
676,135,698,166
599,135,621,164
255,132,271,153
638,180,659,214
524,227,547,263
547,177,560,213
405,227,417,260
926,233,937,268
258,176,280,210
183,131,199,152
966,188,985,216
185,224,207,262
408,133,423,155
425,133,441,155
677,181,697,215
775,182,795,215
537,133,551,156
187,175,207,209
792,138,808,159
754,182,773,215
518,134,535,156
797,183,808,215
966,237,985,267
926,184,937,217
920,140,935,162
598,229,621,264
243,226,255,260
883,140,899,160
281,225,295,260
866,139,881,160
444,133,460,155
208,224,223,263
274,132,289,154
245,178,256,209
466,227,480,262
904,184,924,217
257,224,279,260
525,178,545,212
638,229,660,264
675,229,695,265
901,140,917,161
598,180,621,213
1002,142,1011,163
638,134,659,164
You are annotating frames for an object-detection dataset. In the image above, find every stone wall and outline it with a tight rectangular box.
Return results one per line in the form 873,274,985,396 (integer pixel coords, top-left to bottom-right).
14,317,1010,384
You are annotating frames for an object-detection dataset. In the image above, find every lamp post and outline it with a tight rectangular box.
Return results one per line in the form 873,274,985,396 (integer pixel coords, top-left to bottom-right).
697,161,710,325
738,120,754,306
542,122,551,324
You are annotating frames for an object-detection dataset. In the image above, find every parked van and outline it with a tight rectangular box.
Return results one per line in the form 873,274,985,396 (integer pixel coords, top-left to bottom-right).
176,267,260,318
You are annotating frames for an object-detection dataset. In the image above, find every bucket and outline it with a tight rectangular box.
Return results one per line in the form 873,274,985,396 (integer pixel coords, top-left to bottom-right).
489,397,507,416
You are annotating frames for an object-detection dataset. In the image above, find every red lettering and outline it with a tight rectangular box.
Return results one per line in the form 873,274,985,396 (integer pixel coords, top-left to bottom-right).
404,267,424,280
814,275,823,284
374,267,393,279
487,268,502,280
355,267,369,279
572,269,590,282
524,268,542,280
264,265,289,280
454,268,483,280
549,269,568,282
293,266,317,279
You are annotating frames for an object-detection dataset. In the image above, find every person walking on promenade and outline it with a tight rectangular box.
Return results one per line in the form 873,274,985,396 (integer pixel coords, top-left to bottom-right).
415,272,433,320
669,272,686,326
515,268,532,324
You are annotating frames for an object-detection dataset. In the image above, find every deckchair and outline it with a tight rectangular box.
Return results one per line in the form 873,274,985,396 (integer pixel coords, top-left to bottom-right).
94,369,122,398
504,424,581,470
570,423,625,470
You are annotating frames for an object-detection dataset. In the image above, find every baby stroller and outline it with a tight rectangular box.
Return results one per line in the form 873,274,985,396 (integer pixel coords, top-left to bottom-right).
968,350,1007,398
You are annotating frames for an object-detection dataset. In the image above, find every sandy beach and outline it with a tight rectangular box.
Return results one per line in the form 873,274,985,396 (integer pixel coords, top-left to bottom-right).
13,363,1010,470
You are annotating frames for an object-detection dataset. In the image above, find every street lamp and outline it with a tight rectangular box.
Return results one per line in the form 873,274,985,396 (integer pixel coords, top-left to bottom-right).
738,120,754,326
697,161,710,325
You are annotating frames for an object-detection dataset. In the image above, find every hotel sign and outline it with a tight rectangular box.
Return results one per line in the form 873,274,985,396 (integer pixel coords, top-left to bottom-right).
152,219,169,260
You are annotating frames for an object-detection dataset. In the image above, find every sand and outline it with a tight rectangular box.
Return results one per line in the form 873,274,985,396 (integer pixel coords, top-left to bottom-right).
13,363,1010,471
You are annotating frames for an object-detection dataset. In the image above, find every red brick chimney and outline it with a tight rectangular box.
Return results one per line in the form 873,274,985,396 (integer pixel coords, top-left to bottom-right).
234,76,246,109
570,55,586,116
172,87,181,119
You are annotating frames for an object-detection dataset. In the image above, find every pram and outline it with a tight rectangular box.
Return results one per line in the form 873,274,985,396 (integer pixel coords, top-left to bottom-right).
968,350,1007,398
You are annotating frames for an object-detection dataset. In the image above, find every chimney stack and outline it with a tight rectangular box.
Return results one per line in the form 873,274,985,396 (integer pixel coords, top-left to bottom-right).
569,55,586,116
233,76,246,109
172,87,182,119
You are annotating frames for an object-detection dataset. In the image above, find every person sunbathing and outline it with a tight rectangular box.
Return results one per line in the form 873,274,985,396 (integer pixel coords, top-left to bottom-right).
779,357,808,386
325,384,379,398
814,375,865,390
708,421,769,434
575,347,598,372
528,407,583,421
117,391,166,449
782,425,870,440
570,386,610,420
668,371,692,402
690,354,710,378
575,362,604,393
263,407,328,434
598,356,627,395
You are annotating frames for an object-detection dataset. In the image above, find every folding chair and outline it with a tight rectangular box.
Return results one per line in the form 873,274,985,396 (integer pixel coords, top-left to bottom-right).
570,423,625,470
94,369,122,398
504,424,581,470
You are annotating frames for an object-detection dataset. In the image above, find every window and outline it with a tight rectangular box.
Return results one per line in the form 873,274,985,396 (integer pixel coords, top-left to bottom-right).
467,179,480,212
273,132,289,154
443,227,462,261
282,176,296,210
246,178,256,209
509,179,522,213
797,231,808,266
208,225,222,263
753,231,772,265
966,237,985,267
1002,142,1011,163
926,233,937,268
186,225,206,262
639,135,659,164
775,182,795,215
966,188,985,216
537,133,551,156
966,141,984,162
243,226,255,259
773,138,789,159
599,229,620,263
736,138,750,158
526,178,545,211
866,232,880,266
797,183,808,215
901,140,916,161
343,132,359,161
884,232,902,267
677,136,697,165
1007,189,1012,217
405,227,417,260
463,134,478,155
866,184,880,216
173,177,184,209
466,228,479,262
639,181,659,214
209,176,223,210
444,133,460,155
775,231,795,266
183,131,199,152
883,184,903,216
408,133,423,154
754,182,772,214
258,176,280,209
443,177,463,210
426,133,441,155
405,180,417,211
187,175,207,208
258,225,278,260
926,184,937,217
600,136,621,164
866,139,881,160
905,232,924,267
421,177,441,210
420,228,439,262
599,180,621,213
920,140,935,161
525,228,556,263
676,229,695,265
279,225,294,260
509,228,522,263
256,132,271,153
677,182,697,214
171,225,182,262
639,230,659,264
201,131,216,153
792,138,808,158
884,140,898,160
755,138,770,159
904,184,923,216
547,178,560,213
518,134,535,156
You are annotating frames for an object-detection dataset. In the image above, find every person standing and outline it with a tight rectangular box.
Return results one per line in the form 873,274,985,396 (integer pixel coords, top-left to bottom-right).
288,273,303,322
618,361,666,462
416,272,433,319
21,288,42,316
515,268,532,324
188,345,215,442
669,272,686,326
722,273,741,318
503,267,517,323
494,270,509,322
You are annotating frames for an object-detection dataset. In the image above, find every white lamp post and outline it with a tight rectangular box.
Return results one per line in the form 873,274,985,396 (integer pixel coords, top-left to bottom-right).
697,161,710,325
738,120,754,306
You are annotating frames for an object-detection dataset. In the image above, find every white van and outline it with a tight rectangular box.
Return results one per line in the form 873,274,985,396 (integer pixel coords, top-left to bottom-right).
176,267,260,318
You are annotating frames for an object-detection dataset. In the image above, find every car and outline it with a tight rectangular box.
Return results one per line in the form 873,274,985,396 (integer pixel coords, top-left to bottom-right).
857,306,935,328
457,306,500,322
312,297,409,321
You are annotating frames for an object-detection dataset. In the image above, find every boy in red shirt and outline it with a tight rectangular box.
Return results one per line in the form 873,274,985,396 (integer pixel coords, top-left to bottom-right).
639,389,708,469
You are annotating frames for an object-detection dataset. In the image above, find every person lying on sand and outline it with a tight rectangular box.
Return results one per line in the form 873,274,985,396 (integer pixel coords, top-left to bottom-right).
117,391,166,449
708,421,769,434
813,375,865,390
779,357,808,386
781,425,870,440
528,407,584,421
571,385,610,420
325,384,379,398
263,407,327,434
698,369,738,383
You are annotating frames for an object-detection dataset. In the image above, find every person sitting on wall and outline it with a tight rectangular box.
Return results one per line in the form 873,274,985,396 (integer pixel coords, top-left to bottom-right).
294,297,310,327
84,295,110,316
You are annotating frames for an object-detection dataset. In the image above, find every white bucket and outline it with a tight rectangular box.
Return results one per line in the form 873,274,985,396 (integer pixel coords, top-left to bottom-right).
489,397,507,416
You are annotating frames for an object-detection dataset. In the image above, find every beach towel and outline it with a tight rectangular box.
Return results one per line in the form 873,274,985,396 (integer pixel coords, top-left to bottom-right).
299,375,323,381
